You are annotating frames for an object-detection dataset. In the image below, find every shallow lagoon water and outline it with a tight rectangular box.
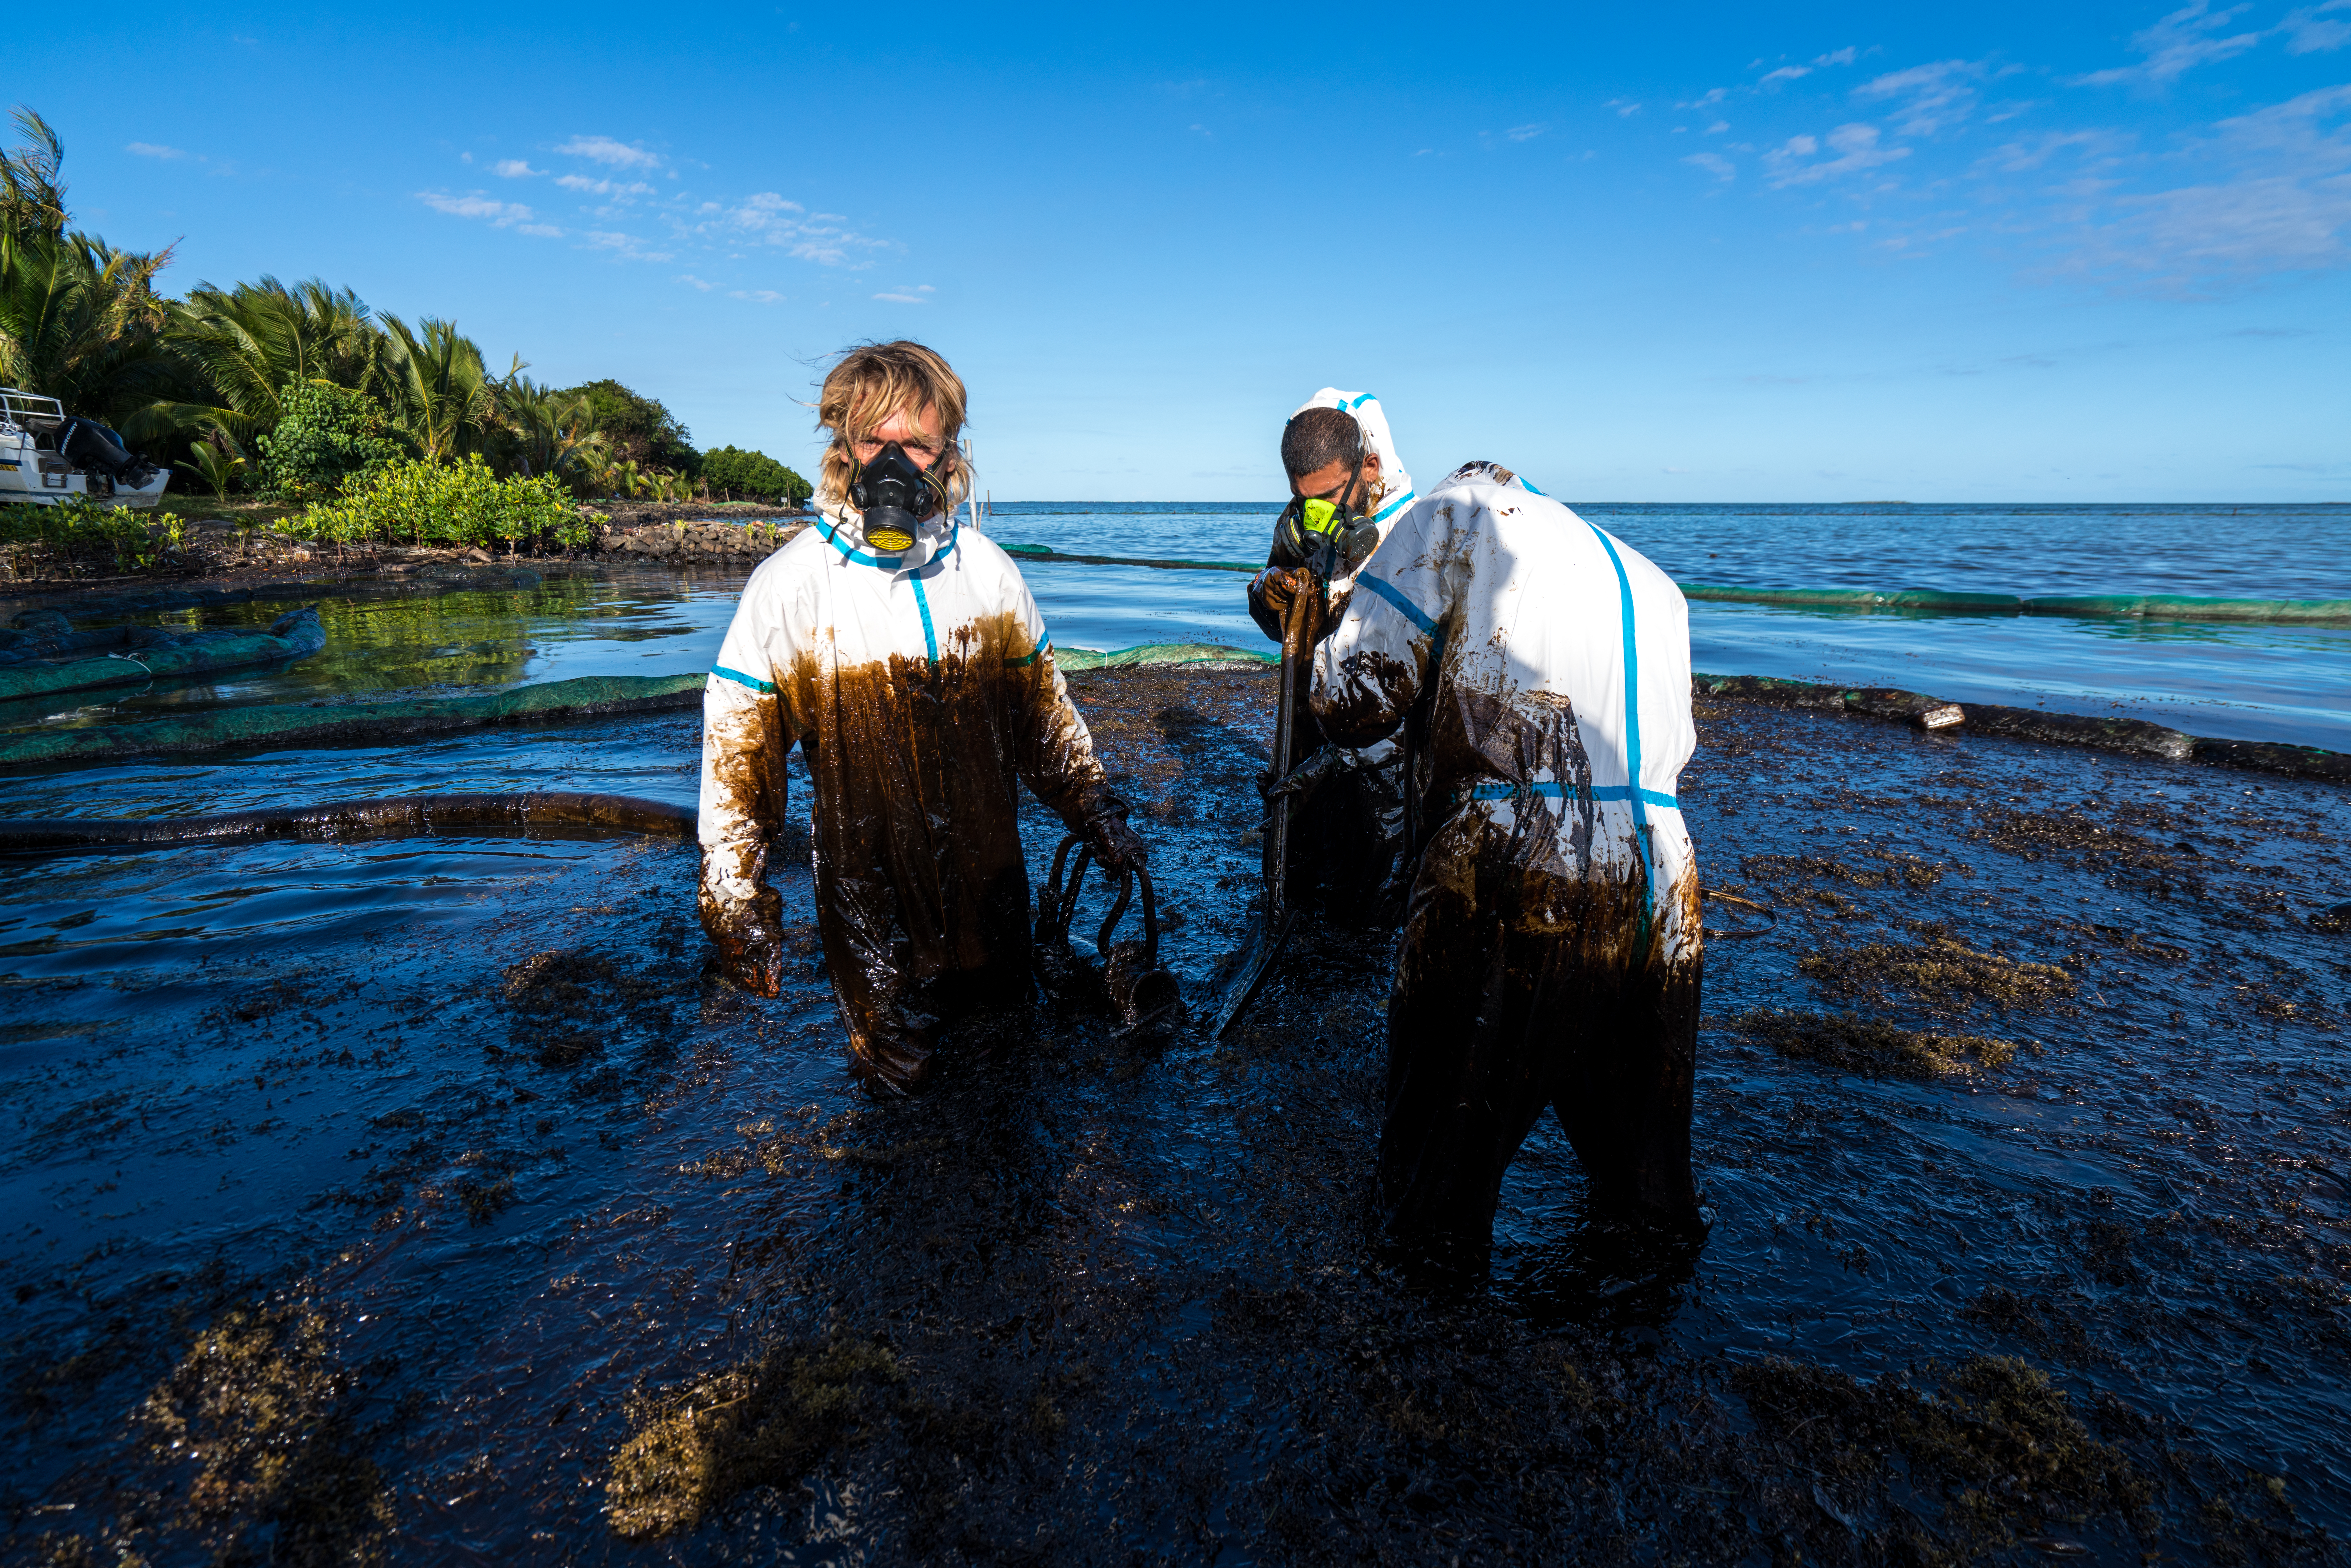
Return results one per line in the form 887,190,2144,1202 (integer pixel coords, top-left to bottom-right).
3,504,2349,1561
5,668,2349,1563
8,500,2345,749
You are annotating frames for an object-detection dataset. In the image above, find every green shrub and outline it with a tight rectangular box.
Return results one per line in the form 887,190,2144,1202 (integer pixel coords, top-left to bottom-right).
255,380,414,503
0,501,184,572
291,456,600,554
699,446,811,504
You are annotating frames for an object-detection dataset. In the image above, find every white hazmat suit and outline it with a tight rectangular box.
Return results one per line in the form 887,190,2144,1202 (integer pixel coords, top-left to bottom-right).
1309,461,1704,1268
698,497,1134,1092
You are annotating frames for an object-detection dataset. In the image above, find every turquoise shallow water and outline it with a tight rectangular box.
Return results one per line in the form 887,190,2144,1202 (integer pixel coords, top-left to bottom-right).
3,500,2343,749
986,501,2351,749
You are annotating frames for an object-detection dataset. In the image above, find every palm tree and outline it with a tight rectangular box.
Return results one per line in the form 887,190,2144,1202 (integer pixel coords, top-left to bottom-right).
491,374,599,484
379,314,497,461
0,106,66,243
0,109,179,425
133,277,387,448
176,436,245,499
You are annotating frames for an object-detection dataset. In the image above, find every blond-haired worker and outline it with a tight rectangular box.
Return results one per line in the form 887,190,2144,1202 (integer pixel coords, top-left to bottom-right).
698,340,1145,1093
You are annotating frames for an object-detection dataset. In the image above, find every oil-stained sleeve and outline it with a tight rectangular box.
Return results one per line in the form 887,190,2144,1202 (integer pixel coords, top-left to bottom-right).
1000,571,1111,829
698,584,800,912
1311,517,1443,751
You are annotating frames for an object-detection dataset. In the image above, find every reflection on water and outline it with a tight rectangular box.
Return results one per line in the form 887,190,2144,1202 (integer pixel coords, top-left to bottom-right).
2,567,746,734
4,501,2344,750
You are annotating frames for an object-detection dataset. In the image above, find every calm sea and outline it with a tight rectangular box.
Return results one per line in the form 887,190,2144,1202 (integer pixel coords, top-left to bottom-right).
991,501,2351,749
6,501,2341,752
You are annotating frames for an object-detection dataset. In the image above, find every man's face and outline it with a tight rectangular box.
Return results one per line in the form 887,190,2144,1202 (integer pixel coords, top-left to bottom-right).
850,404,945,470
1289,448,1384,508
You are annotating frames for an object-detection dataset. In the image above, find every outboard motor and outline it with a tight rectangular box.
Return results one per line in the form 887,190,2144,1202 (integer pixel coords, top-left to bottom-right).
58,417,155,486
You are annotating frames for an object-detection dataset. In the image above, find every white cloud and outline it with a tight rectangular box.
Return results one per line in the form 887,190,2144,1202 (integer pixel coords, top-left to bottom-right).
1971,129,2133,175
729,289,785,304
2050,85,2351,290
2072,1,2264,86
1505,122,1547,142
1814,47,1858,67
1706,120,1731,134
873,284,937,302
2283,0,2351,52
697,192,888,267
416,191,540,227
126,142,186,159
1683,151,1737,181
1856,60,1986,137
518,223,565,237
678,274,714,290
556,174,655,198
493,159,543,178
1764,123,1912,186
1605,98,1641,116
1761,66,1812,86
556,134,662,169
1682,88,1728,110
582,229,673,261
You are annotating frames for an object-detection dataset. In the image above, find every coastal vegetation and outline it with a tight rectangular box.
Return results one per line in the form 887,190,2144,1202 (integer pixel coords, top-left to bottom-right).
0,104,810,552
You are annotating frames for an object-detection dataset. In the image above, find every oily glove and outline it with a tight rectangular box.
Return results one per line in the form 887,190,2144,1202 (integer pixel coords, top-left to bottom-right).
697,880,788,997
1248,566,1327,644
1083,790,1150,874
1247,566,1292,643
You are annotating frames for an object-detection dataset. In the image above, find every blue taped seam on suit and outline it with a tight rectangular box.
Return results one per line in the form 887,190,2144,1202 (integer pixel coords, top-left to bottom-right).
910,575,938,661
1585,522,1656,924
816,518,903,569
1358,573,1438,636
1372,487,1418,525
1005,635,1051,668
713,664,776,694
1465,781,1677,809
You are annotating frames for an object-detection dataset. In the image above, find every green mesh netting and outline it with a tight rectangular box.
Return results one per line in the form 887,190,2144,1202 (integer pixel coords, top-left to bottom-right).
1657,584,2351,624
1054,643,1276,671
0,608,326,702
0,672,706,768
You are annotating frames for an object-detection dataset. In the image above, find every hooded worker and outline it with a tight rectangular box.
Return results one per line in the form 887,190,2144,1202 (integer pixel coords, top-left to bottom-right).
1265,459,1703,1274
1245,391,1419,915
697,341,1146,1093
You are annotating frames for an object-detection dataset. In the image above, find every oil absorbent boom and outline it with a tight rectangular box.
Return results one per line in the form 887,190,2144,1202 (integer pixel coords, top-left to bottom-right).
1311,461,1706,1271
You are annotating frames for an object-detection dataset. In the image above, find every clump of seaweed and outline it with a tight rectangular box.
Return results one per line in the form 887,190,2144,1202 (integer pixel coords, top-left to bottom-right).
1730,1007,2018,1078
500,947,680,1067
606,1337,903,1540
136,1305,392,1565
1732,1354,2156,1559
1741,851,1945,889
1799,932,2075,1012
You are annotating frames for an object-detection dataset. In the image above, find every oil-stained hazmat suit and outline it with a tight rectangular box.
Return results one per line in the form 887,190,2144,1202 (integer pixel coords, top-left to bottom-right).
1249,389,1420,915
1310,461,1703,1271
699,500,1139,1093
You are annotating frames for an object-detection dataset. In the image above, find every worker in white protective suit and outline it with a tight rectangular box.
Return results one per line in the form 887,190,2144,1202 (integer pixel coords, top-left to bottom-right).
1260,459,1703,1273
1244,391,1419,914
698,341,1146,1094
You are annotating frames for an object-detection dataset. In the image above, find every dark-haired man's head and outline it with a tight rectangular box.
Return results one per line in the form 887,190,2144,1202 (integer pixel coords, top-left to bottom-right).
1281,406,1383,509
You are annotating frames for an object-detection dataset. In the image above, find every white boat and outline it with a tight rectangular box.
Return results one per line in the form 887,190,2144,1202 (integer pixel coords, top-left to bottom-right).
0,388,172,509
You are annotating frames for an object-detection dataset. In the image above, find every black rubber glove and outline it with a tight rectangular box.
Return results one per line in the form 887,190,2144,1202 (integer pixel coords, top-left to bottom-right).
1084,791,1149,873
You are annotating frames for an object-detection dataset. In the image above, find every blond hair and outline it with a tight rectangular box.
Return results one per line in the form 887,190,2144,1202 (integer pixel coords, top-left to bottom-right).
815,340,969,513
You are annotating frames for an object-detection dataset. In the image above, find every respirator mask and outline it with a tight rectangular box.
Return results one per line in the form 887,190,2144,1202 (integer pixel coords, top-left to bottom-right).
847,441,945,553
1274,453,1380,579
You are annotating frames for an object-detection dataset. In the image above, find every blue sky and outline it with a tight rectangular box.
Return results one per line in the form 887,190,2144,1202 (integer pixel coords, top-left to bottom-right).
55,1,2351,501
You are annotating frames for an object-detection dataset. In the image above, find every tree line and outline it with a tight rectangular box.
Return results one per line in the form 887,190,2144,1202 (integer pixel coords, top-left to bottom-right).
0,107,811,508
